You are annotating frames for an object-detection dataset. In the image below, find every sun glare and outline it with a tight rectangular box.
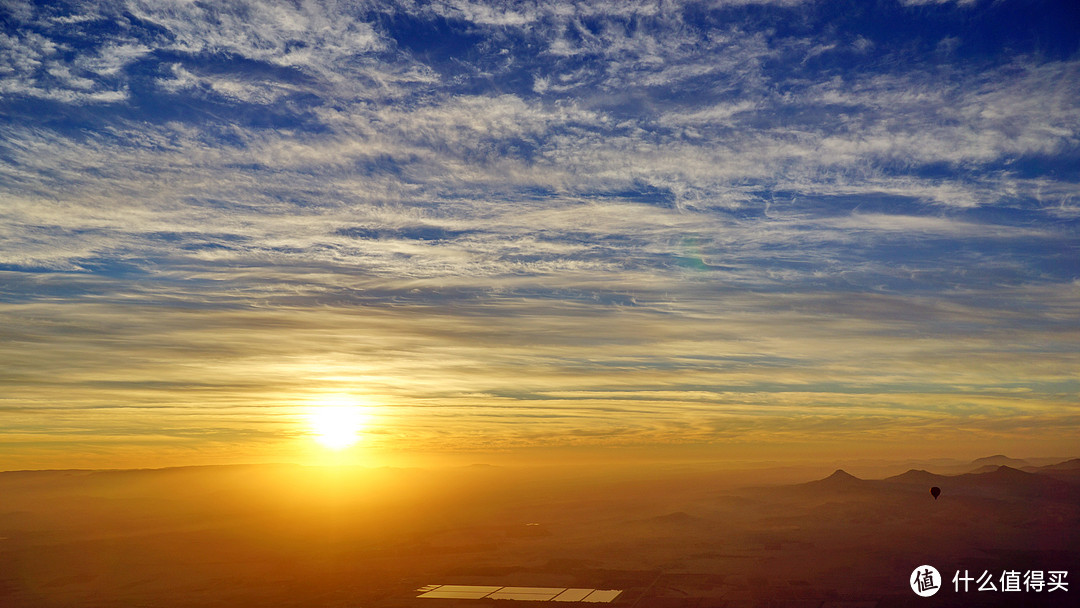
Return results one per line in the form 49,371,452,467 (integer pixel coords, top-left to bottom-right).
306,403,368,450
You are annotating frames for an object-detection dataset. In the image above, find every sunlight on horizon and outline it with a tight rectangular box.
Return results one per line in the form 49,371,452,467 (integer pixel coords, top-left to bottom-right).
305,397,372,451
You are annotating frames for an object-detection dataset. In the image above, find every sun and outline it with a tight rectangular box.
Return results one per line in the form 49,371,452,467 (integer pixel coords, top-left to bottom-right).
306,403,368,450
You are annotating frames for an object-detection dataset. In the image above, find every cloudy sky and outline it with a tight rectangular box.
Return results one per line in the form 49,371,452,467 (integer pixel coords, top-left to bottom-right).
1,0,1078,468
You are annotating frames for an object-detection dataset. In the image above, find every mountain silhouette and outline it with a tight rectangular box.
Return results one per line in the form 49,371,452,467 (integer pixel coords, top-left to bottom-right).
800,469,868,491
1031,458,1080,472
883,469,948,486
968,454,1031,470
798,461,1080,502
953,465,1077,499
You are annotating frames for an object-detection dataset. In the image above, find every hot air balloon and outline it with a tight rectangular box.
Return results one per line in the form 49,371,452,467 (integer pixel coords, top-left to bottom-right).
930,486,941,500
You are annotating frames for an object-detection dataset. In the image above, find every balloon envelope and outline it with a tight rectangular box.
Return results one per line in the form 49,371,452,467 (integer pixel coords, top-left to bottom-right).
930,486,941,499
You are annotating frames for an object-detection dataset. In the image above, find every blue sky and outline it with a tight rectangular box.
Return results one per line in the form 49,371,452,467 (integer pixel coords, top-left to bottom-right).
1,0,1078,467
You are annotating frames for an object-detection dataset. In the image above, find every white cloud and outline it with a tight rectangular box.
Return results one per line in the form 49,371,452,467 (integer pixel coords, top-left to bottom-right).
426,0,539,26
74,42,151,76
2,0,1078,456
818,213,1052,238
0,18,147,102
125,0,384,72
803,60,1080,165
156,63,306,104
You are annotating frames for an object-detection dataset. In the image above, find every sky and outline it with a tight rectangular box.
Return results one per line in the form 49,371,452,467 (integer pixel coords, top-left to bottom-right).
1,0,1078,470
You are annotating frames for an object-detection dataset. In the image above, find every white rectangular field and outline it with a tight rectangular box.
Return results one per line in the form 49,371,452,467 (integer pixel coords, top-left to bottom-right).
417,585,502,599
417,585,622,603
581,589,622,603
488,587,565,601
551,589,595,602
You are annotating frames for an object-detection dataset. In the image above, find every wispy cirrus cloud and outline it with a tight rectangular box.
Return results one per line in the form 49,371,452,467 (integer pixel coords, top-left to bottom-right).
1,0,1078,466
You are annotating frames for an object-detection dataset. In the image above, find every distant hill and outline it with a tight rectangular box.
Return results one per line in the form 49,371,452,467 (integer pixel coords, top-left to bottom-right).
968,455,1031,470
1020,459,1080,486
799,461,1080,502
1029,458,1080,472
912,454,1068,475
967,464,1004,474
954,465,1074,498
800,469,870,491
883,469,948,486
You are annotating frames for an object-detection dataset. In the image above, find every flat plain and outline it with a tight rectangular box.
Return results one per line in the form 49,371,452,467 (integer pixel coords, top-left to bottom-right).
2,457,1077,607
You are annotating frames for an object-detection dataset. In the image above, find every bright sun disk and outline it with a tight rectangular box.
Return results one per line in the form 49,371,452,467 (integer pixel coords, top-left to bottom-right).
307,404,367,450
